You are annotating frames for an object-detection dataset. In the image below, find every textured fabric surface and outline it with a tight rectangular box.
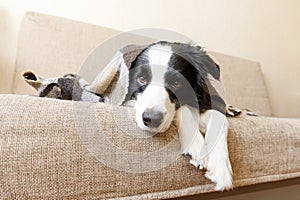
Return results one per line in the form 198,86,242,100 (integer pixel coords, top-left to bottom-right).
13,12,120,96
209,51,272,116
1,94,299,199
14,12,271,116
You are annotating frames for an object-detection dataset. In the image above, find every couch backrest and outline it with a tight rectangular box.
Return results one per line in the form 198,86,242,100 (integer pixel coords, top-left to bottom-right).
208,51,272,116
13,12,272,116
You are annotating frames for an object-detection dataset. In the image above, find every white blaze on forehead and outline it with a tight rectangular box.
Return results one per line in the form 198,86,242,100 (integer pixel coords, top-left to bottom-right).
147,44,173,83
134,44,176,133
148,44,173,66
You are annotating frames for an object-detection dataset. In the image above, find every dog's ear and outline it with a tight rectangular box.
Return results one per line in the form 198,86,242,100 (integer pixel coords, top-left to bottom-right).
124,47,152,102
195,76,212,112
121,44,149,70
127,47,148,69
180,45,225,114
86,44,148,105
215,63,220,72
194,75,227,114
22,70,43,90
173,43,221,80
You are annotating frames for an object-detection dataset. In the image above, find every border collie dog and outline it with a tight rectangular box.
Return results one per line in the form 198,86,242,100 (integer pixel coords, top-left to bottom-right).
125,41,233,191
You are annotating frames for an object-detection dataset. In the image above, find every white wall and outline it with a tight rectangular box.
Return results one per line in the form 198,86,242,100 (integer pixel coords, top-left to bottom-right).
0,0,299,117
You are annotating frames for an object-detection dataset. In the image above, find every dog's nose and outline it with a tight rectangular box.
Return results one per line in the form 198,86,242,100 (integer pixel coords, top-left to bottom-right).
142,106,164,128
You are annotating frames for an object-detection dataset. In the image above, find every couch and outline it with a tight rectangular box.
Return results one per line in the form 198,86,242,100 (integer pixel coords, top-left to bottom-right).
0,12,299,199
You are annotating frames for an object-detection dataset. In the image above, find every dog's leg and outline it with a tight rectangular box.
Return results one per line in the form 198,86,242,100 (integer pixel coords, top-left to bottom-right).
201,110,233,191
176,105,206,168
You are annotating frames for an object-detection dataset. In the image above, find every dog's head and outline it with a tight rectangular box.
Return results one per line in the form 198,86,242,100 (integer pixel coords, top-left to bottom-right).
125,41,224,133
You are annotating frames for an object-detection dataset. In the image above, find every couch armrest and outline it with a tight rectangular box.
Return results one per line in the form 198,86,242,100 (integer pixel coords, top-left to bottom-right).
0,94,299,199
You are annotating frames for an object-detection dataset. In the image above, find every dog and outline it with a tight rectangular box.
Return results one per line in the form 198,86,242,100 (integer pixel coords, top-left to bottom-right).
124,41,233,191
22,41,233,190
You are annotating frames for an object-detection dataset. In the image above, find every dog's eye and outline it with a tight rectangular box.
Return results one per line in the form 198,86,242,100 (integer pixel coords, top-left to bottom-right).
171,81,182,89
137,76,148,85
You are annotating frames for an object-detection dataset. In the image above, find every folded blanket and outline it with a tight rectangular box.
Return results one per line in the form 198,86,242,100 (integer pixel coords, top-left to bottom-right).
22,70,104,102
22,44,146,105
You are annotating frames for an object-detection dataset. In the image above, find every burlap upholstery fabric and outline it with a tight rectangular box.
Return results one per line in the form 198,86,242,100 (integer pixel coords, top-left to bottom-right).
0,94,299,199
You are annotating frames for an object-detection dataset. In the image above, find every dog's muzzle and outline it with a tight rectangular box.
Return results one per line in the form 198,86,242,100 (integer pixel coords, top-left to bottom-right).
142,105,165,128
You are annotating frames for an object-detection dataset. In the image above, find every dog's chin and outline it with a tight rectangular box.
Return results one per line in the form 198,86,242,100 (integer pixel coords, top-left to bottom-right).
145,126,168,134
136,120,171,135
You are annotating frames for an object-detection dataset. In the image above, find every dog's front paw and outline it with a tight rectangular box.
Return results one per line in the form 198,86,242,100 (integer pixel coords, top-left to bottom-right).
205,155,233,191
184,136,206,169
188,155,205,170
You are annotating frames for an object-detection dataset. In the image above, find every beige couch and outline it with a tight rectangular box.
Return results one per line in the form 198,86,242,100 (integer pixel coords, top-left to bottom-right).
0,12,299,199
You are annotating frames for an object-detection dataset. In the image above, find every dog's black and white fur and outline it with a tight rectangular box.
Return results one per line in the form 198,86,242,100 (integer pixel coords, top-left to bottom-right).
124,41,233,190
23,41,233,190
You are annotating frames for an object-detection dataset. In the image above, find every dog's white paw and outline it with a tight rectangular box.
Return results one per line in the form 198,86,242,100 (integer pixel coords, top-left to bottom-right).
184,136,206,169
186,146,232,191
205,153,233,191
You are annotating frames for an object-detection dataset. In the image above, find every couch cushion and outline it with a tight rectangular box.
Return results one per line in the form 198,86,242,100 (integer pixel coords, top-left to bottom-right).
0,94,298,199
13,12,272,116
